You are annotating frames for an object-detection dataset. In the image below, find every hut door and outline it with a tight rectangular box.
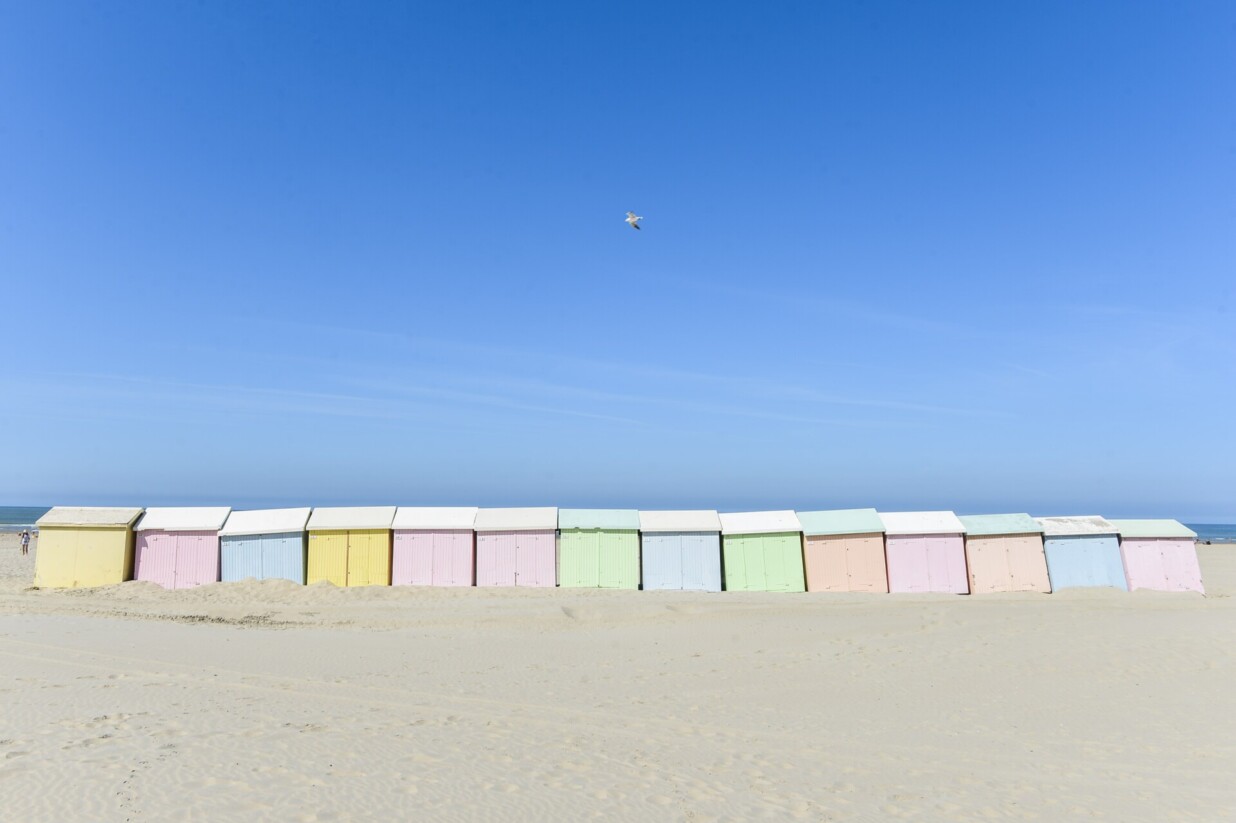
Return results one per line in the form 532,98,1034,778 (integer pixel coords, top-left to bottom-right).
679,533,702,590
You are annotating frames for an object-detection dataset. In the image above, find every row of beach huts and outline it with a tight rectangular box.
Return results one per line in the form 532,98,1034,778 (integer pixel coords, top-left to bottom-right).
30,506,1204,594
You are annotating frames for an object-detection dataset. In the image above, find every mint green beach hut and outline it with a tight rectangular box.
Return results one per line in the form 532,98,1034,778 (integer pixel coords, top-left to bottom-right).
719,510,806,592
557,509,641,589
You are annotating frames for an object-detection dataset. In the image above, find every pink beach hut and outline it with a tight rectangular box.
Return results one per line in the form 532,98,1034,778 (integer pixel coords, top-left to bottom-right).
133,506,232,589
1110,519,1204,593
880,511,969,594
392,507,478,587
474,507,557,587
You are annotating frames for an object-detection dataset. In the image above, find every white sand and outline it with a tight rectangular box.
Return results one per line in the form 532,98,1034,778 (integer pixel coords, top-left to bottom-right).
1,534,1234,821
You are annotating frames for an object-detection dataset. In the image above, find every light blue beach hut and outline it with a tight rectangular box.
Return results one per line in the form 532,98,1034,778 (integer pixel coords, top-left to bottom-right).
1035,515,1128,591
639,510,723,592
219,507,312,584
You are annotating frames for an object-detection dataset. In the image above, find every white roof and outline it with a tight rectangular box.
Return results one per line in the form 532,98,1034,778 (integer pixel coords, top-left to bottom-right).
36,506,143,528
393,507,478,530
1035,515,1117,537
219,507,312,537
306,506,396,530
879,511,966,536
639,510,722,533
719,510,801,535
474,507,558,531
135,507,231,532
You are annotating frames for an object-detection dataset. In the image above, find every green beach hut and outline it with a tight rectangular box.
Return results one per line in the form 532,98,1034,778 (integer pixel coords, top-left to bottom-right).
719,510,806,592
557,508,641,589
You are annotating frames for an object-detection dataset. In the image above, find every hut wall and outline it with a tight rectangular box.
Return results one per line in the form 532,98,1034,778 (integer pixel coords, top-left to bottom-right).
722,532,806,592
885,534,969,594
392,530,475,587
475,529,556,587
558,529,640,589
221,533,306,584
641,532,722,592
34,527,134,588
1042,535,1128,591
1119,537,1204,593
307,529,391,587
965,534,1050,594
134,530,219,589
803,533,888,593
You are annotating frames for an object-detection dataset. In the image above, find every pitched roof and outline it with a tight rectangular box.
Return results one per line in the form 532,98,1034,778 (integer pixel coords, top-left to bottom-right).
36,506,144,529
879,511,966,536
957,513,1043,536
306,506,397,530
558,509,640,530
473,507,558,532
219,507,312,536
135,507,231,532
638,510,722,533
1035,515,1117,536
796,508,885,536
1108,519,1197,539
718,510,801,535
392,507,478,530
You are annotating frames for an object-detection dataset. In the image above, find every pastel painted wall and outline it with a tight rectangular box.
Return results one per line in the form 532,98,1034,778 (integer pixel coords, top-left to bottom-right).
475,530,556,587
34,527,135,588
964,534,1050,594
558,529,640,589
307,529,392,587
392,530,475,587
641,532,722,592
1042,535,1128,591
721,532,805,592
803,533,887,593
133,530,220,589
885,534,969,594
221,533,306,584
1119,538,1204,593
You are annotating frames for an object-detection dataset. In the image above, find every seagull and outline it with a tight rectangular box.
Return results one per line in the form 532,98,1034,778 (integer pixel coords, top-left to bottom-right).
625,211,643,230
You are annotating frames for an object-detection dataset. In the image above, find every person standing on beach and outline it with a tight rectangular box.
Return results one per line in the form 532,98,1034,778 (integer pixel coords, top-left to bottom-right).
19,530,30,556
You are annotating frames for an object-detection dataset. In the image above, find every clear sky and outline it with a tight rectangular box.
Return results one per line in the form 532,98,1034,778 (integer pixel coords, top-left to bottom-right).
2,2,1233,518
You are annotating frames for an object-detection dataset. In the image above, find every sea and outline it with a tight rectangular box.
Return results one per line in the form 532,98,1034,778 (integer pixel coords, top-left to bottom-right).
0,505,1233,541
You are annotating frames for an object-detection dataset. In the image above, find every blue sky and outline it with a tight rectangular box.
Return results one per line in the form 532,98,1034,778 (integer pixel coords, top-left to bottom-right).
2,2,1233,518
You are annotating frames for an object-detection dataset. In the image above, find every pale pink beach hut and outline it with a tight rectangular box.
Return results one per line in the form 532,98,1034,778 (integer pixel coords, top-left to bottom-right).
392,507,478,587
474,507,557,587
1110,519,1204,593
133,507,232,589
880,511,969,594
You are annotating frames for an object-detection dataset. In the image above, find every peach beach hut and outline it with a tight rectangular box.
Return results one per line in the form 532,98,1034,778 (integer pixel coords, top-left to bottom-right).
956,513,1050,594
796,508,888,593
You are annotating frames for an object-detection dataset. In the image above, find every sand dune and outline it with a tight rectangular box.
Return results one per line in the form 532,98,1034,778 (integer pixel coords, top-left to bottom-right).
1,535,1234,820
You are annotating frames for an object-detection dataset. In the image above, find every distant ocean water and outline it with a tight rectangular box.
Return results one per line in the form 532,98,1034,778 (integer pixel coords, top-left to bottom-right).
1,506,1233,541
0,506,50,532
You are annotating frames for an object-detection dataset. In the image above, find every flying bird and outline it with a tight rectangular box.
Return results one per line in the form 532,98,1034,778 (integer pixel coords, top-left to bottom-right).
625,211,643,230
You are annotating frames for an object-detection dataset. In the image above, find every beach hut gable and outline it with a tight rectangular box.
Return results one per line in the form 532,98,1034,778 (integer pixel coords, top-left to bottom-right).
1108,519,1197,539
36,507,144,529
719,510,802,536
136,507,232,532
558,509,640,531
638,510,722,533
392,507,479,531
1034,516,1117,536
796,508,885,537
473,507,558,532
956,513,1043,536
220,508,312,537
307,506,397,531
879,511,966,536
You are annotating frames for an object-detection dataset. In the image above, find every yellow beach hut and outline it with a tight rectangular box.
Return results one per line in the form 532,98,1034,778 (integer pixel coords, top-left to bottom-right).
33,506,144,588
306,506,396,587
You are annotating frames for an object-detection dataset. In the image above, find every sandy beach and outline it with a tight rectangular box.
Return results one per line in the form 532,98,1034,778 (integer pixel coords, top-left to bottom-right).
1,534,1233,821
